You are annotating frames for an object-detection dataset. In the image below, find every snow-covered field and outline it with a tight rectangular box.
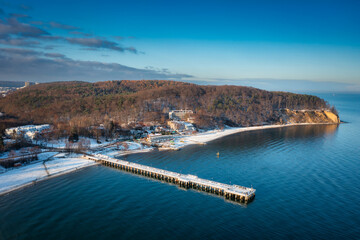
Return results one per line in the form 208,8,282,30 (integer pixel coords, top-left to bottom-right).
96,141,154,157
0,154,96,195
0,147,47,159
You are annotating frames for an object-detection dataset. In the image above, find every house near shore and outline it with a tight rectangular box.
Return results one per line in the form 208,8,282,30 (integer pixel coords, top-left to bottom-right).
146,134,175,143
167,121,196,134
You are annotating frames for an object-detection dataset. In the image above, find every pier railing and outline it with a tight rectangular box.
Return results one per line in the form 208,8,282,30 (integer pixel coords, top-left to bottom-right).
84,154,256,203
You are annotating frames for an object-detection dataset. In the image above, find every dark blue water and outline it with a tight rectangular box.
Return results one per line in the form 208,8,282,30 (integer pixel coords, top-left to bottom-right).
0,93,359,240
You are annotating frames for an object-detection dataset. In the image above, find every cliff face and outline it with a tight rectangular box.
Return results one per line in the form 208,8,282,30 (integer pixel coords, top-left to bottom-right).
280,109,340,124
323,111,340,123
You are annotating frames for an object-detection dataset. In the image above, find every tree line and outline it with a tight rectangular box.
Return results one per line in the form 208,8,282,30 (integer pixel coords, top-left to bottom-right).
0,80,335,134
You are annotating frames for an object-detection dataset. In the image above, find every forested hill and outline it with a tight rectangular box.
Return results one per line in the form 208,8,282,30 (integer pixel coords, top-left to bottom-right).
0,80,337,129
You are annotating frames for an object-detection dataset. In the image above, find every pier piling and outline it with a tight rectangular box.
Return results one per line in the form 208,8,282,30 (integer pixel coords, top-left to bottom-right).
85,154,256,204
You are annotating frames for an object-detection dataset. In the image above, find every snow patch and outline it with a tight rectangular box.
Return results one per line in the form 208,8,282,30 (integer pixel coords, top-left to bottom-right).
0,156,96,195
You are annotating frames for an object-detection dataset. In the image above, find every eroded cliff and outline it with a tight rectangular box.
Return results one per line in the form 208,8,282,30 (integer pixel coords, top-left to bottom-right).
280,109,340,124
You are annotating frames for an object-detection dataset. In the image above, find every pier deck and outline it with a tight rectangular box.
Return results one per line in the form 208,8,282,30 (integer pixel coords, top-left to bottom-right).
85,154,256,203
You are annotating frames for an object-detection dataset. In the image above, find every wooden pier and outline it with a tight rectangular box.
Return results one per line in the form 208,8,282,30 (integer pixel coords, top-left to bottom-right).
85,154,256,203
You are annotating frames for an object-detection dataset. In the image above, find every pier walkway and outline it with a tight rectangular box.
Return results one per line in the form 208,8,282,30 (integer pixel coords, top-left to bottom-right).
84,154,256,203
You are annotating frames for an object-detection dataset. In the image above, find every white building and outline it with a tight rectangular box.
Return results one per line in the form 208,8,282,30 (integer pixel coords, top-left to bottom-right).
167,121,196,133
169,110,193,120
5,124,51,140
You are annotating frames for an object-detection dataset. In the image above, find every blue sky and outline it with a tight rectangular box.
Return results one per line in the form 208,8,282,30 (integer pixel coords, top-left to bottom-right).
0,0,359,92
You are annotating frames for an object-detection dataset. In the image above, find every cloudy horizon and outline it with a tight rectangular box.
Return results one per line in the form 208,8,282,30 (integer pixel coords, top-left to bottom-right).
0,0,359,92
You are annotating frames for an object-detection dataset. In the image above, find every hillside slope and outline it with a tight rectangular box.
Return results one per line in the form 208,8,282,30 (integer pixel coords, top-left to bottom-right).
0,80,339,129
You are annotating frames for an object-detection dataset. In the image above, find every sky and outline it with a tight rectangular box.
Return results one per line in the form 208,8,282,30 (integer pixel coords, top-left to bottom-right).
0,0,360,92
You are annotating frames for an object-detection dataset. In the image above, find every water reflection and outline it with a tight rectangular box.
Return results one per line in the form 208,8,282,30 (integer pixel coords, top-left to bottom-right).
211,124,339,152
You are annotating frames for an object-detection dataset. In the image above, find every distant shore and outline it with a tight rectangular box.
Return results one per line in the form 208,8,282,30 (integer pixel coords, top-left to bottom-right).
0,122,338,196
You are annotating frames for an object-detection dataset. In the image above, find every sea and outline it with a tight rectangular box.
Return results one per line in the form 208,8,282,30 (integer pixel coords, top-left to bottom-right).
0,93,359,240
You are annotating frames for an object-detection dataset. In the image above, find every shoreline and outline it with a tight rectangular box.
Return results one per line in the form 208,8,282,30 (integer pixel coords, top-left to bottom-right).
172,122,338,149
0,163,99,196
0,157,98,196
0,122,338,196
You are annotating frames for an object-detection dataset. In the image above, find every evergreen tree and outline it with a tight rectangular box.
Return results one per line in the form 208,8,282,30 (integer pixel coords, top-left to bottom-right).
68,127,79,142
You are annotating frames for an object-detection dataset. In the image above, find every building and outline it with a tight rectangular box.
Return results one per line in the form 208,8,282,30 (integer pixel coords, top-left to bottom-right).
187,116,195,123
169,110,193,120
167,121,196,133
5,124,51,139
24,82,35,87
146,134,175,143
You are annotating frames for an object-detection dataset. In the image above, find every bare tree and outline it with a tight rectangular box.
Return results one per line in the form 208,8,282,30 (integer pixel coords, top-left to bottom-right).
65,140,74,153
30,146,40,159
76,138,91,153
9,150,16,159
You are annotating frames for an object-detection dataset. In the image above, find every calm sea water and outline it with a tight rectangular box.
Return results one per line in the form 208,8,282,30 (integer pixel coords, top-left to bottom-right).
0,93,359,240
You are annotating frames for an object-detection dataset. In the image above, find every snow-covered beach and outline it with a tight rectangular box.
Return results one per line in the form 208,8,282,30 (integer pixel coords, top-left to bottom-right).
172,123,329,149
0,122,334,196
0,141,154,196
0,153,96,195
